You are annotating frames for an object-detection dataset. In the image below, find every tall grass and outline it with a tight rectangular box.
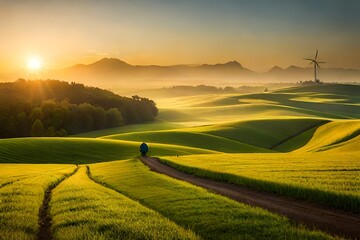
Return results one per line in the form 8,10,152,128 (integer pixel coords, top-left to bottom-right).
90,159,335,240
162,152,360,213
50,166,198,240
0,164,75,184
0,165,76,240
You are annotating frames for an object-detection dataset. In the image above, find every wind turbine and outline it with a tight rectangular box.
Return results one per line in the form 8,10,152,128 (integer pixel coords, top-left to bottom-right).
304,50,325,82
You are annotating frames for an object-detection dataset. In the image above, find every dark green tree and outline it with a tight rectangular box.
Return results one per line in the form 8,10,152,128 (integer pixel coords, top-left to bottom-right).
106,108,124,127
31,119,45,137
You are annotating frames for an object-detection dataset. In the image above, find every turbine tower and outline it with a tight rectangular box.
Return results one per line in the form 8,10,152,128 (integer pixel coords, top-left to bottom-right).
304,50,325,82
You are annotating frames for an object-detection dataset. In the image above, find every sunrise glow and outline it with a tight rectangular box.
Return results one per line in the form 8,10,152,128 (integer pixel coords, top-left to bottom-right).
27,56,43,71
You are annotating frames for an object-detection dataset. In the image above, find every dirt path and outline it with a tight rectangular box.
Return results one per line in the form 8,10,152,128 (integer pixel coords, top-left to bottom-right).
37,167,79,240
139,156,360,239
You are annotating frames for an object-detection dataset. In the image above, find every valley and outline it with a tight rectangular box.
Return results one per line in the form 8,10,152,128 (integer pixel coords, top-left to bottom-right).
1,84,359,239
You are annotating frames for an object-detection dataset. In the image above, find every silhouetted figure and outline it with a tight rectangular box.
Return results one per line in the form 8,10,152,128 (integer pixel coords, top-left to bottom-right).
140,142,149,156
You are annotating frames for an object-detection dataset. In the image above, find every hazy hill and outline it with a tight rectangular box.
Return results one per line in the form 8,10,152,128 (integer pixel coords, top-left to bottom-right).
3,58,360,89
57,58,360,85
265,65,360,82
47,58,258,88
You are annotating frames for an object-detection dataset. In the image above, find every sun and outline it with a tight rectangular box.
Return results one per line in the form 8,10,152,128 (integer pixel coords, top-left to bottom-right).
27,56,43,71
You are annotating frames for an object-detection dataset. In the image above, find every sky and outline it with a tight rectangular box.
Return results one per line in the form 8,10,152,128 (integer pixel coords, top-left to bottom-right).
0,0,359,73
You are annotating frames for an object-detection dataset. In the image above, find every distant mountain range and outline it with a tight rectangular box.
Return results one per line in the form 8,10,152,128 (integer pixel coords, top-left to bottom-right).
265,64,360,82
2,58,360,89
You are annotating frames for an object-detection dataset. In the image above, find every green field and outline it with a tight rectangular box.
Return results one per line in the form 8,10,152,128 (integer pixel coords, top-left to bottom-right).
102,130,272,153
161,152,360,212
1,84,359,239
89,159,333,240
0,165,76,240
296,120,360,152
51,166,197,240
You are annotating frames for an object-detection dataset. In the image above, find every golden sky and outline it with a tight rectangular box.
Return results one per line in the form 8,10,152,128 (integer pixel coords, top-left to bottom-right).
1,0,359,74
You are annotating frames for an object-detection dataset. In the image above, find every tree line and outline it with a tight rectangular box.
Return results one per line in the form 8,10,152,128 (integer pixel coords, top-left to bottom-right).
0,79,158,138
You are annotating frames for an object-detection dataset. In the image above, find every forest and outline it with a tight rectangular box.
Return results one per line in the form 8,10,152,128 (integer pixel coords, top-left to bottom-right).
0,79,158,138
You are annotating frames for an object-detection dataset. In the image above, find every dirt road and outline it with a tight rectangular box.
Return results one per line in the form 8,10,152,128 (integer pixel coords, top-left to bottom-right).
139,156,360,239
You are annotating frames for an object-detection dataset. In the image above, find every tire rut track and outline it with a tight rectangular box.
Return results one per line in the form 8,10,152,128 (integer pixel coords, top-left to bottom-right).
37,166,79,240
85,165,196,236
0,179,21,188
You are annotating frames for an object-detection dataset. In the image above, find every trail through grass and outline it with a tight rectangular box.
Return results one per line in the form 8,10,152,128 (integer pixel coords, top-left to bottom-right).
0,165,76,240
50,166,197,240
162,152,360,213
90,159,335,240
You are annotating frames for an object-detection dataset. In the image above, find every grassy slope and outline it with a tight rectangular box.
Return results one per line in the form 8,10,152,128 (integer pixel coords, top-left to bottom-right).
100,118,326,153
201,118,326,149
296,120,360,152
323,135,360,152
275,84,360,99
73,85,358,153
273,126,320,152
0,85,360,236
272,84,360,118
90,159,333,240
51,166,197,240
236,93,357,119
158,104,323,126
73,121,182,138
0,165,76,240
0,138,215,164
102,130,272,153
162,151,360,213
155,85,360,127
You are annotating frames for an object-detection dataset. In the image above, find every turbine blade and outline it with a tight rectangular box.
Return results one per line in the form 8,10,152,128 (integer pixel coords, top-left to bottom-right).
316,63,321,68
317,61,326,64
304,58,314,61
315,49,318,60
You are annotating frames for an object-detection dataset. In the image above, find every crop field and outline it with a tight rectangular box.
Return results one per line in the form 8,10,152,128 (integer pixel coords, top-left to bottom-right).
162,151,360,212
0,164,73,186
0,165,76,240
296,120,360,152
1,84,359,239
51,166,197,240
90,159,333,240
153,85,360,127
